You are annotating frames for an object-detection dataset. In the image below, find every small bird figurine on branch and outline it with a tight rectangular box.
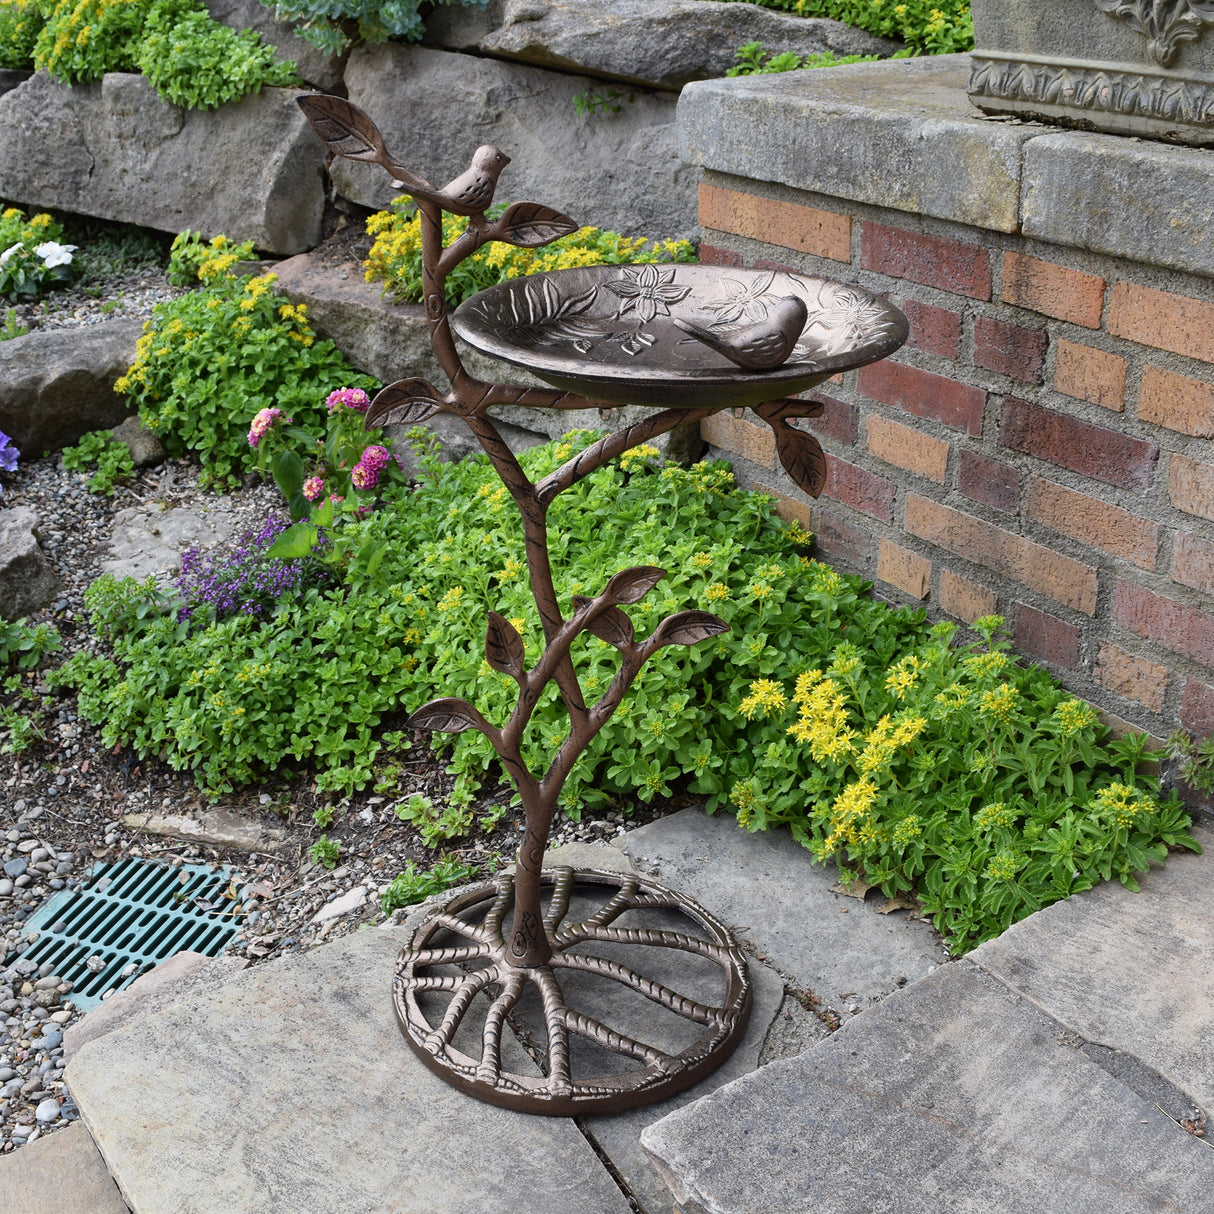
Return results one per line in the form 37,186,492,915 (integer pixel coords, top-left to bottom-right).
673,295,808,371
295,94,510,216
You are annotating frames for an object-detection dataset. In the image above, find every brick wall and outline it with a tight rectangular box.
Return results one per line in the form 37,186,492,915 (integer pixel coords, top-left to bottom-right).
695,176,1214,751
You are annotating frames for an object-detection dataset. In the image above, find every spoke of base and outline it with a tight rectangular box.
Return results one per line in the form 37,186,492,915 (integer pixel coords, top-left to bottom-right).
533,968,573,1097
563,1007,676,1071
482,882,514,938
541,866,575,932
552,950,725,1026
426,968,496,1052
554,923,736,966
409,944,491,967
476,970,525,1084
429,911,495,945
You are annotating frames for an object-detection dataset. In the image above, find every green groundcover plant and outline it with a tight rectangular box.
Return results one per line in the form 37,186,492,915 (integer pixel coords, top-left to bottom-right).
61,428,135,494
256,0,490,54
707,0,974,55
0,0,298,108
49,434,1197,951
726,40,914,75
0,206,76,303
363,204,696,308
114,238,378,489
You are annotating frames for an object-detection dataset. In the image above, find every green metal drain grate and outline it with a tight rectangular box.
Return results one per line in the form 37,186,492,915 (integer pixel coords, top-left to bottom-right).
8,858,244,1011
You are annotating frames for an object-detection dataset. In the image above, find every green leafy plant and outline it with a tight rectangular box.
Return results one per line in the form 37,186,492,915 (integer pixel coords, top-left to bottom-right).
114,256,377,490
726,40,913,75
0,206,75,303
258,0,490,54
1167,730,1214,796
364,204,696,307
572,86,640,116
61,429,135,495
12,0,299,108
380,855,481,914
705,0,974,55
0,618,61,671
0,309,29,341
312,803,337,828
308,834,340,868
166,231,256,288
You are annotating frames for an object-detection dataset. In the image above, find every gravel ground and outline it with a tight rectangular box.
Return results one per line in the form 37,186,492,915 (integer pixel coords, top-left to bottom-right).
5,263,183,335
0,270,683,1151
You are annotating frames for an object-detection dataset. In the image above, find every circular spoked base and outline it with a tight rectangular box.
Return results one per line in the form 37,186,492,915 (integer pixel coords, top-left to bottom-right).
392,867,752,1115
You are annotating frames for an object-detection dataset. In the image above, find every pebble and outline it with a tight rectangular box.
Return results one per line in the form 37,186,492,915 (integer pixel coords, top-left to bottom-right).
34,1098,60,1123
2,860,26,879
0,880,12,897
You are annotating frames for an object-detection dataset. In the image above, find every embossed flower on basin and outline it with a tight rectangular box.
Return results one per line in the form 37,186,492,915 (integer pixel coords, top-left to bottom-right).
604,264,690,323
803,285,898,355
701,271,778,326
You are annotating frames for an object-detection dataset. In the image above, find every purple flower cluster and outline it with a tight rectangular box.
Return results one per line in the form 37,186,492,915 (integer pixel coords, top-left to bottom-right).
175,515,327,623
351,444,391,491
0,431,17,498
326,386,371,413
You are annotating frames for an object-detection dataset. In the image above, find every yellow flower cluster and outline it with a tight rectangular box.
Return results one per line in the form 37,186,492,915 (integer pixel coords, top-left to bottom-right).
964,651,1010,679
1053,698,1098,737
691,551,713,569
436,586,463,612
1092,782,1156,830
978,684,1019,723
974,801,1015,831
983,849,1021,882
786,669,854,762
705,582,729,602
884,653,921,700
619,443,660,472
856,713,926,774
738,678,787,720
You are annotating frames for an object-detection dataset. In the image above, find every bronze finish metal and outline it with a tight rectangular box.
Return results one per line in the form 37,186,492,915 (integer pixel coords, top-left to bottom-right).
297,94,908,1115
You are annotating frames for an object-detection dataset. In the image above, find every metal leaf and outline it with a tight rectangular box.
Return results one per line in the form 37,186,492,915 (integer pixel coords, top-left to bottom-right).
485,611,525,678
296,95,389,163
490,202,579,249
571,595,634,649
650,610,729,649
408,697,489,735
770,419,828,498
753,397,826,423
366,379,446,428
605,566,666,605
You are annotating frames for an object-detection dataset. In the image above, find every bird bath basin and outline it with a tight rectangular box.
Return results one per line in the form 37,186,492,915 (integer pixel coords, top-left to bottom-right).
453,264,908,409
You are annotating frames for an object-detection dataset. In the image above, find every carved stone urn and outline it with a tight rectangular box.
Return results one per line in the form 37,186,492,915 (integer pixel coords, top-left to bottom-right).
968,0,1214,145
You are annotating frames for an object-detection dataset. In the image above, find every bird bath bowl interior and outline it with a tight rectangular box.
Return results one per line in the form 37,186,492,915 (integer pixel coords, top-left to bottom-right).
453,264,909,409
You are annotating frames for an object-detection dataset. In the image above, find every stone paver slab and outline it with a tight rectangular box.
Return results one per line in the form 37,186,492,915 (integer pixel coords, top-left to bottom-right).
0,1122,129,1214
67,927,632,1214
642,961,1214,1214
617,808,945,1012
971,825,1214,1110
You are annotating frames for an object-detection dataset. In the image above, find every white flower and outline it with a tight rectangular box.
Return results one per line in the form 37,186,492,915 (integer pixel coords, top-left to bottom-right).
35,241,76,268
0,243,23,267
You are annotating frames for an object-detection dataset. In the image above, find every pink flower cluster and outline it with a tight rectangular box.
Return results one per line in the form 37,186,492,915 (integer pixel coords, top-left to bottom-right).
247,407,287,448
351,444,391,491
326,387,371,413
302,475,325,502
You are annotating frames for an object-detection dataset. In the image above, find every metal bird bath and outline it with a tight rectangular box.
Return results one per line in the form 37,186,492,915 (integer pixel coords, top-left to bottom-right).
299,96,908,1116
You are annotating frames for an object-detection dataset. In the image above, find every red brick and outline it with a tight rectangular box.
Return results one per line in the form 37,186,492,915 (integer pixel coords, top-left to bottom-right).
1180,678,1214,737
699,183,852,263
1096,642,1169,714
1169,455,1214,522
1114,578,1214,669
812,505,871,567
867,416,949,482
1138,365,1214,438
699,244,744,267
905,494,1098,614
804,393,859,446
1053,340,1127,411
860,222,991,300
1108,282,1214,363
756,486,811,530
1172,531,1214,596
1013,602,1081,670
1001,252,1105,328
998,396,1159,494
898,298,962,359
939,570,998,623
957,450,1020,515
877,539,931,599
701,411,776,469
973,316,1048,383
859,360,986,435
1026,478,1158,569
822,455,896,522
754,257,800,275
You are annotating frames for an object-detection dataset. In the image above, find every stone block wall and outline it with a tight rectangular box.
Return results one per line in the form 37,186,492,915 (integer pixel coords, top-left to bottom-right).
682,65,1214,753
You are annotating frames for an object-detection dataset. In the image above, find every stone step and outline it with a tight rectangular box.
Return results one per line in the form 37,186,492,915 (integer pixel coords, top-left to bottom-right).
641,827,1214,1214
616,807,948,1017
0,1122,129,1214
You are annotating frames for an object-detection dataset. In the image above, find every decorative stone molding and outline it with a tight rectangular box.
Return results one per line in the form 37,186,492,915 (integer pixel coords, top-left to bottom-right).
1095,0,1214,68
968,0,1214,144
